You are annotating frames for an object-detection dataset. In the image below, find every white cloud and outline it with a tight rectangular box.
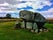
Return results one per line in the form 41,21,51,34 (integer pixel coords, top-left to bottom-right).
0,14,6,17
0,2,9,6
0,0,52,12
38,8,53,18
27,9,39,12
0,7,10,10
15,0,52,10
17,0,44,1
0,0,53,18
14,1,41,9
47,8,53,12
43,1,52,6
14,3,27,8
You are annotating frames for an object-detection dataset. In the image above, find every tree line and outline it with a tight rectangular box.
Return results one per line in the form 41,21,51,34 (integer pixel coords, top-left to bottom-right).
0,13,16,19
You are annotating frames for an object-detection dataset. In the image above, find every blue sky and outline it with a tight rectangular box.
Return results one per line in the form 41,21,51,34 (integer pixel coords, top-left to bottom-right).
37,4,53,11
0,0,53,18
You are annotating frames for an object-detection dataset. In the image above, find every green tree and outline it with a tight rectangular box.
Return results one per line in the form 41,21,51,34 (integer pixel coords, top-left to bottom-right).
6,13,11,18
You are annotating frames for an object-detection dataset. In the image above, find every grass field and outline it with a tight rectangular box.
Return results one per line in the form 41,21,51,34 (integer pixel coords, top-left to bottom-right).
0,21,53,40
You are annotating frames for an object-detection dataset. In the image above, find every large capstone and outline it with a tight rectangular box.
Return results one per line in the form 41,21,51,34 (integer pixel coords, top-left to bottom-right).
19,10,46,22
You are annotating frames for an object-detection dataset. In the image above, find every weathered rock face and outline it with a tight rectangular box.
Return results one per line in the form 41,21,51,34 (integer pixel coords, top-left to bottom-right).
19,10,46,22
34,13,46,22
19,10,34,21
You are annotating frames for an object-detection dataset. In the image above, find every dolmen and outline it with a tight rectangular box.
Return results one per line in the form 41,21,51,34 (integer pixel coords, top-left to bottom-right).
15,10,48,33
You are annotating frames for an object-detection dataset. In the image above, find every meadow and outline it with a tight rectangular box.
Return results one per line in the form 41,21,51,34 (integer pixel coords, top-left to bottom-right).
0,21,53,40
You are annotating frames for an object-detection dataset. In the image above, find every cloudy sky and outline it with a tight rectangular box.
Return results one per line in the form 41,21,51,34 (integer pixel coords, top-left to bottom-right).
0,0,53,18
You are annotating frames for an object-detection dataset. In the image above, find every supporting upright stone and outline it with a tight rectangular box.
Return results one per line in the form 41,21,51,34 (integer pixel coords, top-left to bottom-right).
26,22,32,29
26,22,38,33
21,21,25,28
33,22,38,33
24,21,26,29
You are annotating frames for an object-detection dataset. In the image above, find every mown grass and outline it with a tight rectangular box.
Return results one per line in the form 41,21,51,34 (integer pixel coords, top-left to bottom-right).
0,21,53,40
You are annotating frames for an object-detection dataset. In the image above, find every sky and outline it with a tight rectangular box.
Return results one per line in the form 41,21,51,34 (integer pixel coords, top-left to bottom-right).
0,0,53,18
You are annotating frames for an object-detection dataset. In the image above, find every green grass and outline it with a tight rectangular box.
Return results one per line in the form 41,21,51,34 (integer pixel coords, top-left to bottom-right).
0,22,53,40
